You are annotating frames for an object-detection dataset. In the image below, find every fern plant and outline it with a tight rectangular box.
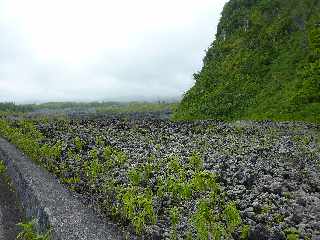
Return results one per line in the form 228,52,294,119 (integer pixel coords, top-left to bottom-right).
128,167,143,186
169,207,180,240
0,160,6,174
74,136,84,152
188,152,204,172
121,187,156,234
16,219,51,240
83,158,103,182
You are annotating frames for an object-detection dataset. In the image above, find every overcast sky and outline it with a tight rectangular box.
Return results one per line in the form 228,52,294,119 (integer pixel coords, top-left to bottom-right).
0,0,227,103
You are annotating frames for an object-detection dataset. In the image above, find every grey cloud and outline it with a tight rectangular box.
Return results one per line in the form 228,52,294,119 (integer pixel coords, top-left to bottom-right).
0,1,226,103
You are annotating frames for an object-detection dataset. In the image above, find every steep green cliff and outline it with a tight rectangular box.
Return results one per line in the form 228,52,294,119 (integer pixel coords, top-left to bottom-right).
174,0,320,122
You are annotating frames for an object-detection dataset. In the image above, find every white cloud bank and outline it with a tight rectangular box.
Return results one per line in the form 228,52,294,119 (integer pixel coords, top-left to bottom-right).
0,0,227,103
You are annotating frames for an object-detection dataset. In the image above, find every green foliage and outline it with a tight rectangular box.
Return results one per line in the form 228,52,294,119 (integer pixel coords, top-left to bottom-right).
240,225,250,239
0,120,46,163
223,202,242,235
316,133,320,148
128,167,143,186
121,187,156,234
157,159,219,204
292,135,312,145
0,102,34,113
95,136,105,146
0,160,6,174
156,158,193,201
168,155,182,173
188,152,204,172
192,198,242,240
8,101,177,114
185,231,193,240
74,136,84,151
95,101,177,114
285,228,300,240
103,146,112,162
191,171,218,193
127,163,153,186
273,213,285,224
261,203,272,214
143,162,153,180
83,158,103,182
16,219,51,240
39,144,51,159
61,176,81,184
67,148,75,160
103,145,127,167
113,150,127,166
51,142,63,161
192,199,222,240
165,176,191,200
169,207,180,240
169,206,180,226
174,0,320,123
89,148,99,160
0,101,178,118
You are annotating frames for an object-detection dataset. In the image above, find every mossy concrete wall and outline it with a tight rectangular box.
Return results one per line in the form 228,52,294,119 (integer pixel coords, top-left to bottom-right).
0,137,121,240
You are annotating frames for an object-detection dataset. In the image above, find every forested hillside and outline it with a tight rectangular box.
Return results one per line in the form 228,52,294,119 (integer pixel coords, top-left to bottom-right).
174,0,320,122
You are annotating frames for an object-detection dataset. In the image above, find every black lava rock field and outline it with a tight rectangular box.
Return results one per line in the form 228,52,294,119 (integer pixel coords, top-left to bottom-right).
6,117,320,239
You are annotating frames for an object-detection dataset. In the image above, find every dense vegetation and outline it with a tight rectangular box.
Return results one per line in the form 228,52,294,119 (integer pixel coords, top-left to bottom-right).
175,0,320,123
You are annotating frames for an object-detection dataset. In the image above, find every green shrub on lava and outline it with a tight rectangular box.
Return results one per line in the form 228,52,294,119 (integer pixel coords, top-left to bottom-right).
74,136,84,152
188,151,204,172
83,155,103,183
0,160,6,174
169,206,181,240
128,167,143,186
191,198,241,240
120,187,157,234
16,219,51,240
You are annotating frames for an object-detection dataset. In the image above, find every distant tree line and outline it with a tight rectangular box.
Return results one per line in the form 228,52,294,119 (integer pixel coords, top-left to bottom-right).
0,101,178,114
0,102,34,112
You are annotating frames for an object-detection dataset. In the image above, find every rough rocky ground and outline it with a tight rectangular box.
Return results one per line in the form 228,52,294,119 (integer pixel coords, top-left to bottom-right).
31,117,320,240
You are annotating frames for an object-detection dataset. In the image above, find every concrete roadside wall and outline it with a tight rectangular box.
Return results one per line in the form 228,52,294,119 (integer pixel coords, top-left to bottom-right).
0,137,121,240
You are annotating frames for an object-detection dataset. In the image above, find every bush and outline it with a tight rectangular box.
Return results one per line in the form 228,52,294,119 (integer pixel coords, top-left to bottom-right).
16,219,51,240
